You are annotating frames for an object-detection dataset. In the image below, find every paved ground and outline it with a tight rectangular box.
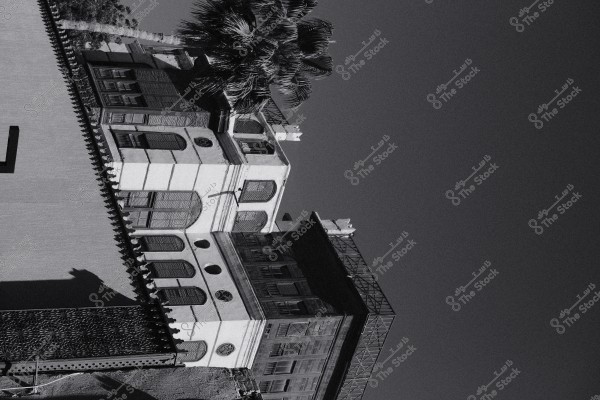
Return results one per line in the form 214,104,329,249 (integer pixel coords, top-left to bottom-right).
0,0,138,310
0,367,240,399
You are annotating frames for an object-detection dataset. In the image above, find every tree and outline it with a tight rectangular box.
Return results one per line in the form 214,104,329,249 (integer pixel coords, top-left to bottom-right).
55,0,143,49
57,0,334,113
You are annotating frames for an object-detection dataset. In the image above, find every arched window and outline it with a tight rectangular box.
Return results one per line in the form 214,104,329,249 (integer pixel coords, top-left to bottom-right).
158,287,207,305
178,340,208,362
148,260,196,278
112,130,187,150
232,211,268,232
239,180,277,203
122,191,201,229
138,235,184,252
234,118,264,134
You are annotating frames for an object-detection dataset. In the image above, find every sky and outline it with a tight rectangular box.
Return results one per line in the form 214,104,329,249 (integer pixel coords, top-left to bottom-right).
132,0,600,399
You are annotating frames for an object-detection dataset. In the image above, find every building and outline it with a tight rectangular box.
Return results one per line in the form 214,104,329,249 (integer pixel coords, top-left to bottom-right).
0,0,395,399
75,42,301,370
227,215,394,400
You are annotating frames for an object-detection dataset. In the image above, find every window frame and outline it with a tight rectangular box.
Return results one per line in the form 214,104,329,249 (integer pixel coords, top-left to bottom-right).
122,191,202,229
233,118,265,134
238,139,275,155
239,180,277,203
101,80,140,92
109,113,146,124
158,286,207,305
138,235,185,252
177,340,208,362
112,130,187,151
104,94,145,107
94,67,135,80
148,260,196,279
232,211,268,232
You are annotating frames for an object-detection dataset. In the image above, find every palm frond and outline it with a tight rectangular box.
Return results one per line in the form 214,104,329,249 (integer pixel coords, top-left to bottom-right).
301,55,333,79
297,18,333,57
282,0,318,20
279,73,312,109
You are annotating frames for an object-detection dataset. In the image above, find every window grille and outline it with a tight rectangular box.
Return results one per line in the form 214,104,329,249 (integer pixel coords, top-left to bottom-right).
275,301,307,316
273,360,295,375
276,323,289,337
297,359,326,374
232,232,272,247
239,249,271,263
283,343,305,356
123,95,144,106
101,81,139,92
307,320,338,336
264,323,273,338
95,68,134,79
286,322,309,337
277,283,299,296
232,211,268,232
122,191,201,229
158,287,206,305
234,118,265,134
104,94,145,107
259,266,291,279
239,180,277,202
148,261,195,278
307,339,332,355
106,94,123,106
259,379,288,393
138,235,184,252
264,362,276,375
269,343,283,357
109,113,146,124
113,130,187,150
177,340,207,362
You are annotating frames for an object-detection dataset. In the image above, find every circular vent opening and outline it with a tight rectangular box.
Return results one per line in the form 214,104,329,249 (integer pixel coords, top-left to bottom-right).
215,290,233,302
194,137,213,147
216,343,235,356
204,265,222,275
194,239,210,249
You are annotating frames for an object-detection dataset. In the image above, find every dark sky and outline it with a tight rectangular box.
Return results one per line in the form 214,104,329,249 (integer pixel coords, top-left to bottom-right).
135,0,600,398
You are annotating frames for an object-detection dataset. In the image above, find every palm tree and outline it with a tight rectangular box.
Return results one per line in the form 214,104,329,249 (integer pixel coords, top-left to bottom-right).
58,19,181,45
57,0,334,113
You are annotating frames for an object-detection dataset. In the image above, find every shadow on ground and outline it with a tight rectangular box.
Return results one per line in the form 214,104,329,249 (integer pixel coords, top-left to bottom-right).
0,269,136,310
